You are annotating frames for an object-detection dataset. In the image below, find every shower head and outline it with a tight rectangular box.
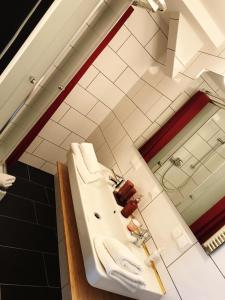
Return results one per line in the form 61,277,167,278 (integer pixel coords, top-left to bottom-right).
132,0,167,13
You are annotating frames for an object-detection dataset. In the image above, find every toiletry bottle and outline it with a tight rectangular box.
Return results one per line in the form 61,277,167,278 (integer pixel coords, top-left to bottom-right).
114,180,134,204
121,199,138,218
118,187,137,207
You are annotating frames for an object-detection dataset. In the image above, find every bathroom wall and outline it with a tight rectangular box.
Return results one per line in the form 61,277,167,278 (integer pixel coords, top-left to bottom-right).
83,7,225,300
0,161,61,300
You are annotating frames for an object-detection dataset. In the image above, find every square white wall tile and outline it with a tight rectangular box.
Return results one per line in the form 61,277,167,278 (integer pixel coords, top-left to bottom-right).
115,67,139,94
19,152,45,169
112,135,135,175
142,122,160,140
123,108,151,141
170,92,189,111
39,120,71,145
78,65,99,89
147,96,171,122
93,46,127,81
165,166,189,188
41,162,57,175
192,165,211,185
87,102,110,125
142,192,196,266
113,96,136,123
198,119,220,141
96,142,115,169
133,83,162,113
184,134,212,160
60,108,97,139
109,25,131,51
33,140,67,164
156,107,174,126
86,127,105,151
88,73,124,109
156,74,192,101
168,243,225,300
51,102,70,122
142,63,166,87
125,7,158,46
212,109,225,131
100,111,115,130
26,136,43,153
117,36,154,77
127,79,145,99
203,152,224,173
211,244,225,277
60,132,84,150
65,84,98,115
146,30,167,64
103,118,126,149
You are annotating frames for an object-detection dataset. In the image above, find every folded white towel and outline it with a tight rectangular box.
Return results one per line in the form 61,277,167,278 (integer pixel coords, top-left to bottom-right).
103,237,142,275
71,144,101,184
79,143,101,174
94,236,146,293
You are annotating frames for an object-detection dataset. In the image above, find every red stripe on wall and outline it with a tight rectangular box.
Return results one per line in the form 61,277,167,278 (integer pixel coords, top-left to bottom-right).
139,91,210,162
190,196,225,244
6,6,134,166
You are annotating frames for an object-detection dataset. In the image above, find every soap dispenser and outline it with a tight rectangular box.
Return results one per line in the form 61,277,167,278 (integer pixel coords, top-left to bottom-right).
121,199,138,218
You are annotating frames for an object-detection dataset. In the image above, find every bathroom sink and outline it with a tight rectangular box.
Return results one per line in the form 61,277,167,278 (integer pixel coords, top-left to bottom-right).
67,151,162,300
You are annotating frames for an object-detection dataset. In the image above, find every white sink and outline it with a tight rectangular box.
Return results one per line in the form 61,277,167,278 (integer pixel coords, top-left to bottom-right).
67,151,162,300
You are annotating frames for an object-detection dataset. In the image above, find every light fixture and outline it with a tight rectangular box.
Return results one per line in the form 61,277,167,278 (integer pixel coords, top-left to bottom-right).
132,0,167,13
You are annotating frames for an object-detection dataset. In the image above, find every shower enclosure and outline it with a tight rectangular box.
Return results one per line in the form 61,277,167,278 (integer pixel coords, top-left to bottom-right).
153,107,225,226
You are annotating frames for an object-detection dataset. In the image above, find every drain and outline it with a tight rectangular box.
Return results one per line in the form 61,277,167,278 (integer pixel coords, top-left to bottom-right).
94,212,101,219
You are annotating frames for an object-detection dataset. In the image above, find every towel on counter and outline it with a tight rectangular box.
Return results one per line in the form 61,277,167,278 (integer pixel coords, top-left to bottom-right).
71,143,102,184
94,236,146,293
103,237,142,275
79,143,101,173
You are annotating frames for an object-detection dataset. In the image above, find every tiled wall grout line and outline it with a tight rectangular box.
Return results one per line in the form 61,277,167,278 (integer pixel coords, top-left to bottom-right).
42,253,49,286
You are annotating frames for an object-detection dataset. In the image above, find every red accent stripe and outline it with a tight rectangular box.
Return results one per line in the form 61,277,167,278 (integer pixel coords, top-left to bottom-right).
139,91,210,162
6,6,134,166
190,196,225,243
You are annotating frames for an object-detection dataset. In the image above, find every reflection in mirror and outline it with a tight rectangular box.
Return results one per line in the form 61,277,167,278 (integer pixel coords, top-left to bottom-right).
139,71,225,254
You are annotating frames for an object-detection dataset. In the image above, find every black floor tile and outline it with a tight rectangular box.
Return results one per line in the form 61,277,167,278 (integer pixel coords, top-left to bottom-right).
8,177,48,204
0,193,36,223
35,203,56,228
45,187,56,206
0,216,58,253
7,161,29,180
1,285,62,300
0,246,46,285
29,166,54,188
44,254,61,287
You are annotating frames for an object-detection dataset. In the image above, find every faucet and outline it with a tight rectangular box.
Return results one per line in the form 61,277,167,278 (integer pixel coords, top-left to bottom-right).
108,169,124,189
131,227,151,247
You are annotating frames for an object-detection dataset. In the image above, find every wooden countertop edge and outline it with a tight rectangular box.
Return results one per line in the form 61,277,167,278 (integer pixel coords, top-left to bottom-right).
56,162,130,300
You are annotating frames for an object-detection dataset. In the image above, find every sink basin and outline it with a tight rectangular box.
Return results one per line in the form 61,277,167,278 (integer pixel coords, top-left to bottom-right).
67,151,162,299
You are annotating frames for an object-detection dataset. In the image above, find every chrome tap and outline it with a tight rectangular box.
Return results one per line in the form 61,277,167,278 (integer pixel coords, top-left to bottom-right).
108,169,124,189
131,228,151,247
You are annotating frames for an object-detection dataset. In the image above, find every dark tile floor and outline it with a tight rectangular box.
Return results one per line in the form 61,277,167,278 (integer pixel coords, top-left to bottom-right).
0,161,62,300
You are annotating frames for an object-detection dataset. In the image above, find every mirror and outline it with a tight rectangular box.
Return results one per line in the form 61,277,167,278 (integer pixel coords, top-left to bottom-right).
139,71,225,254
